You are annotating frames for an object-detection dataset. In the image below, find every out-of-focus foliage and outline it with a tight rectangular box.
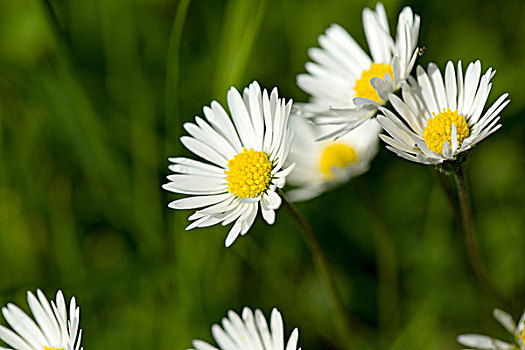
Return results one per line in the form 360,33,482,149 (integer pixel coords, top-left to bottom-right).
0,0,524,349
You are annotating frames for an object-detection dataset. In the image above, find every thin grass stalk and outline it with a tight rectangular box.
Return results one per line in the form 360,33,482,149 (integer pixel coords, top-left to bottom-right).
281,195,355,350
453,164,511,309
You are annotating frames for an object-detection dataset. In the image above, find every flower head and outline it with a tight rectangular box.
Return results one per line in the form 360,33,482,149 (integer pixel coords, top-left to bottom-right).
377,60,509,164
163,81,294,247
457,308,525,349
296,2,420,139
189,307,300,350
0,290,82,350
286,117,381,201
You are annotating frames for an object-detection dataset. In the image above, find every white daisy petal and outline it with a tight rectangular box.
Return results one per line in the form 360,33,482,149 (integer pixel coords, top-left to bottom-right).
163,176,228,195
168,193,232,210
457,60,465,113
245,82,265,150
270,309,284,350
285,329,299,350
240,204,258,235
187,117,239,159
264,190,282,210
460,60,482,116
164,81,293,246
225,220,243,247
180,136,228,168
428,62,447,110
417,65,439,114
205,102,243,152
168,157,225,176
493,309,517,334
451,124,458,153
4,304,47,347
467,70,492,123
0,290,82,350
192,339,219,350
186,215,225,231
227,86,257,149
211,324,236,350
444,61,457,110
190,307,300,350
326,24,371,70
261,197,276,225
363,3,391,64
0,325,33,350
255,310,273,350
457,334,514,350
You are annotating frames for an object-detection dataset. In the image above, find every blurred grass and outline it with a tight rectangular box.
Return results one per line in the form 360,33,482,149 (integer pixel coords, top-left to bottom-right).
0,0,524,349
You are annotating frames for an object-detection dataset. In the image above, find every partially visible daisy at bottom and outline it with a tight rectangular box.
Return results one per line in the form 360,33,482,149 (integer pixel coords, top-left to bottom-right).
285,116,381,202
163,81,294,247
0,289,82,350
457,308,525,349
377,60,509,165
189,307,300,350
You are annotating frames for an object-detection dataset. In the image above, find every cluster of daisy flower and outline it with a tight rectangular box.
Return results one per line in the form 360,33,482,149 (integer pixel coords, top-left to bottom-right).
0,2,515,350
163,2,509,248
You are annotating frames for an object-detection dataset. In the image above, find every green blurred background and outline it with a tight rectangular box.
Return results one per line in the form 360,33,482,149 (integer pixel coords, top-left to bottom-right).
0,0,524,348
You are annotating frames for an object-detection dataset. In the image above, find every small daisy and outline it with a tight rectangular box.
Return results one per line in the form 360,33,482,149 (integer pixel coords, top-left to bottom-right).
189,307,301,350
0,289,82,350
286,116,381,202
377,60,510,164
457,308,525,349
296,2,420,139
163,81,294,247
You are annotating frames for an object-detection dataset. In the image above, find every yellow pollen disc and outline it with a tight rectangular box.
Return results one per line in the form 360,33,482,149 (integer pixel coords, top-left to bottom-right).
225,147,272,198
519,329,525,346
354,63,394,103
44,347,62,350
319,143,358,180
423,108,470,153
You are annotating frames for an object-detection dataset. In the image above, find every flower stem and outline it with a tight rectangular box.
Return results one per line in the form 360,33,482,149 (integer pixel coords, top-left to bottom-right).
281,195,356,350
453,165,510,308
433,168,459,213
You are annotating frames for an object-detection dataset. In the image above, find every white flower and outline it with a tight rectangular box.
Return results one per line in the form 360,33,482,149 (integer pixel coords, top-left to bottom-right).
296,2,420,139
377,60,510,164
457,308,525,349
189,307,301,350
163,81,294,247
286,116,381,202
0,290,82,350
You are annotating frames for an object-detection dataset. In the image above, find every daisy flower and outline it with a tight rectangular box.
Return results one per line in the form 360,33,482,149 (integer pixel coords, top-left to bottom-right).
0,289,82,350
286,116,381,202
163,81,294,247
377,60,510,164
457,308,525,349
296,2,420,139
189,307,300,350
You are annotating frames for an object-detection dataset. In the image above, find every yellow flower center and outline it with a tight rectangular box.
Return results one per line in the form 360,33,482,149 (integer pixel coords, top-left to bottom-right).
519,328,525,348
44,347,62,350
353,63,394,103
225,147,272,198
423,108,470,154
319,143,358,180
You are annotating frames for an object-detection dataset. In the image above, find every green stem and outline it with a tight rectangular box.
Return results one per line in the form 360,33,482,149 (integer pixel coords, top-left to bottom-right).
165,0,192,154
433,168,459,213
453,165,510,308
281,195,355,350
